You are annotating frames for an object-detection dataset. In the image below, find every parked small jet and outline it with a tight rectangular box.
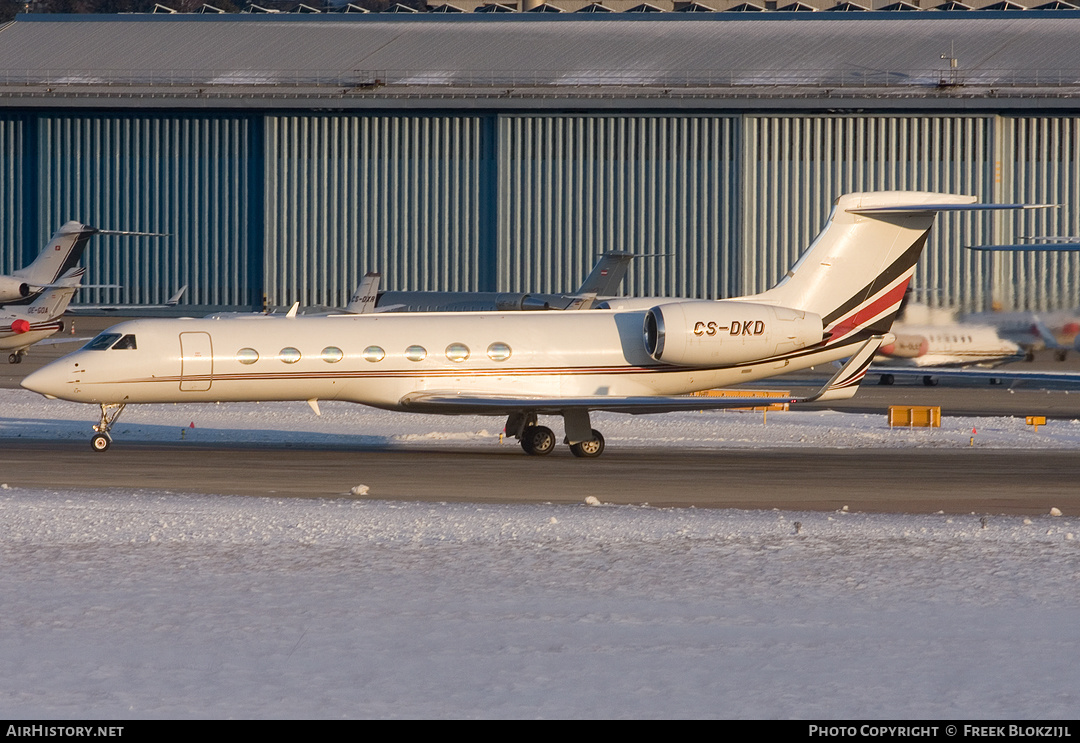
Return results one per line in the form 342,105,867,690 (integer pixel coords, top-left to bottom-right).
957,309,1080,361
67,285,189,314
873,304,1025,385
1,268,84,363
0,222,163,306
21,192,1039,456
361,250,638,313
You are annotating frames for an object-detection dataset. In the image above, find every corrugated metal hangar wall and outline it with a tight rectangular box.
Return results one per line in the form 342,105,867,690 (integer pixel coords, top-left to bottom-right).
2,110,1079,314
2,12,1080,314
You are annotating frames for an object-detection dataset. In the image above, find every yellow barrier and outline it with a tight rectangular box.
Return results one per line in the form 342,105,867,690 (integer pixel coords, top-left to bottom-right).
888,405,941,428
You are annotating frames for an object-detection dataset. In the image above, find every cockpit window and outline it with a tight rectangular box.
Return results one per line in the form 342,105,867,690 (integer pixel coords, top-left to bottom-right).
83,333,122,351
112,334,137,350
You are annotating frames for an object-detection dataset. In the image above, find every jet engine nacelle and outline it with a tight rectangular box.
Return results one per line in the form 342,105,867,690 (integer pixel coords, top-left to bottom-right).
644,300,824,366
0,275,31,301
879,334,929,358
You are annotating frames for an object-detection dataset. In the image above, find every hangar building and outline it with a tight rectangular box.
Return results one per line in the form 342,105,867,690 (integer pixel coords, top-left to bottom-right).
0,10,1078,312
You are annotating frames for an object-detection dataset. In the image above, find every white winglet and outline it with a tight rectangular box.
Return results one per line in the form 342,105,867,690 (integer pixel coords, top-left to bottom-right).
802,336,886,403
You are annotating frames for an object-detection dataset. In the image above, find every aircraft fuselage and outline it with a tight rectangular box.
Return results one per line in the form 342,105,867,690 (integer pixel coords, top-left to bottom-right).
23,310,850,409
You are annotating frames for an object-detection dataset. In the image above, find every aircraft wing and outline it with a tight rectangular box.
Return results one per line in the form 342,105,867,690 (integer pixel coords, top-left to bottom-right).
400,336,883,415
872,365,1080,386
967,243,1080,251
68,285,188,313
33,336,94,346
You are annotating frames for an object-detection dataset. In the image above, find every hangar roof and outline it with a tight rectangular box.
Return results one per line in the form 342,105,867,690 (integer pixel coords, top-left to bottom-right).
1,12,1079,109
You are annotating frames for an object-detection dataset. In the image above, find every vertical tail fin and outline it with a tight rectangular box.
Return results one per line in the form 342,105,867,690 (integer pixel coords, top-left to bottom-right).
749,192,978,346
345,272,381,314
576,251,636,296
13,222,98,292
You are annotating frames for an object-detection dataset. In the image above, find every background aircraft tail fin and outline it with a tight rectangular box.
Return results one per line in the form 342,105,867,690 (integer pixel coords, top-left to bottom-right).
345,272,381,314
13,222,97,294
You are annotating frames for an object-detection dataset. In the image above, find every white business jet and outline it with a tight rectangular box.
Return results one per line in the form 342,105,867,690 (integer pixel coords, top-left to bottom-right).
1,267,84,363
873,304,1025,385
0,222,163,305
22,192,1025,456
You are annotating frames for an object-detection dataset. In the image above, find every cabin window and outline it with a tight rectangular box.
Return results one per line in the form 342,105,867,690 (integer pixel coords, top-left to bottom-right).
487,342,512,362
405,345,427,362
236,348,259,365
83,333,121,351
321,346,344,363
112,334,137,350
445,343,470,362
279,347,301,364
363,345,385,362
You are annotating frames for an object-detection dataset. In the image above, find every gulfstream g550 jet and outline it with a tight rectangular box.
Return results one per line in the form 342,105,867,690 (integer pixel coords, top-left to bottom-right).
22,192,1024,457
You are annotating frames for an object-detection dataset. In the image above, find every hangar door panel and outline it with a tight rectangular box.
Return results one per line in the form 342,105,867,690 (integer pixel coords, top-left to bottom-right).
38,114,254,309
499,115,740,301
264,114,488,308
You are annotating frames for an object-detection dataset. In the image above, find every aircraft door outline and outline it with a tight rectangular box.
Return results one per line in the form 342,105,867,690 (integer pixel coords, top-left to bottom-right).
179,332,213,391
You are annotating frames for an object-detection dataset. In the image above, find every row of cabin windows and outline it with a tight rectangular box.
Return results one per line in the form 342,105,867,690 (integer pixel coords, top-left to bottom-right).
235,342,513,365
82,333,513,365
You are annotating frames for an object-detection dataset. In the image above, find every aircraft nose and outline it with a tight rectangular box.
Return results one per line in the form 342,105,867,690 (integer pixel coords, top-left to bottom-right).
21,360,72,399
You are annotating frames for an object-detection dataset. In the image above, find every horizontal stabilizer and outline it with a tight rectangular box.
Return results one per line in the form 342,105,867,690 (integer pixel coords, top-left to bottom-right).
849,203,1057,215
90,228,170,238
968,243,1080,251
28,282,120,290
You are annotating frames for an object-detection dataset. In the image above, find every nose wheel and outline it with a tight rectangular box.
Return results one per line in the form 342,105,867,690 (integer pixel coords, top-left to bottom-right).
8,350,25,364
91,433,112,452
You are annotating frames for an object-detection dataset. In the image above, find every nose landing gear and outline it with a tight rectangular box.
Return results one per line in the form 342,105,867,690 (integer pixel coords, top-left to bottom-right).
90,403,126,453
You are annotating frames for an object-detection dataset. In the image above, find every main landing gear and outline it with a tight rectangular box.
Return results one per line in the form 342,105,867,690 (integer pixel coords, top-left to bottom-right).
508,412,606,459
90,403,126,453
8,349,26,364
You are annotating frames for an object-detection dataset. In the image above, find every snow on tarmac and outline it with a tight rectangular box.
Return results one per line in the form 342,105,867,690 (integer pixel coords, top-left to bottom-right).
2,390,1080,718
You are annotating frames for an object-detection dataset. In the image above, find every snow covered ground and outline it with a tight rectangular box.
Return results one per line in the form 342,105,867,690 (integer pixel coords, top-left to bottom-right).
2,390,1079,718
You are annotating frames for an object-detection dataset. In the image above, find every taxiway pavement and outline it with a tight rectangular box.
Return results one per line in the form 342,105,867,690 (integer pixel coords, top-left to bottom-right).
2,439,1080,515
5,315,1080,515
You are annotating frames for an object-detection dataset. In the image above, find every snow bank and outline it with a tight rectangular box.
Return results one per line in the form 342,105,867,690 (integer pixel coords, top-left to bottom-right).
0,488,1077,718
